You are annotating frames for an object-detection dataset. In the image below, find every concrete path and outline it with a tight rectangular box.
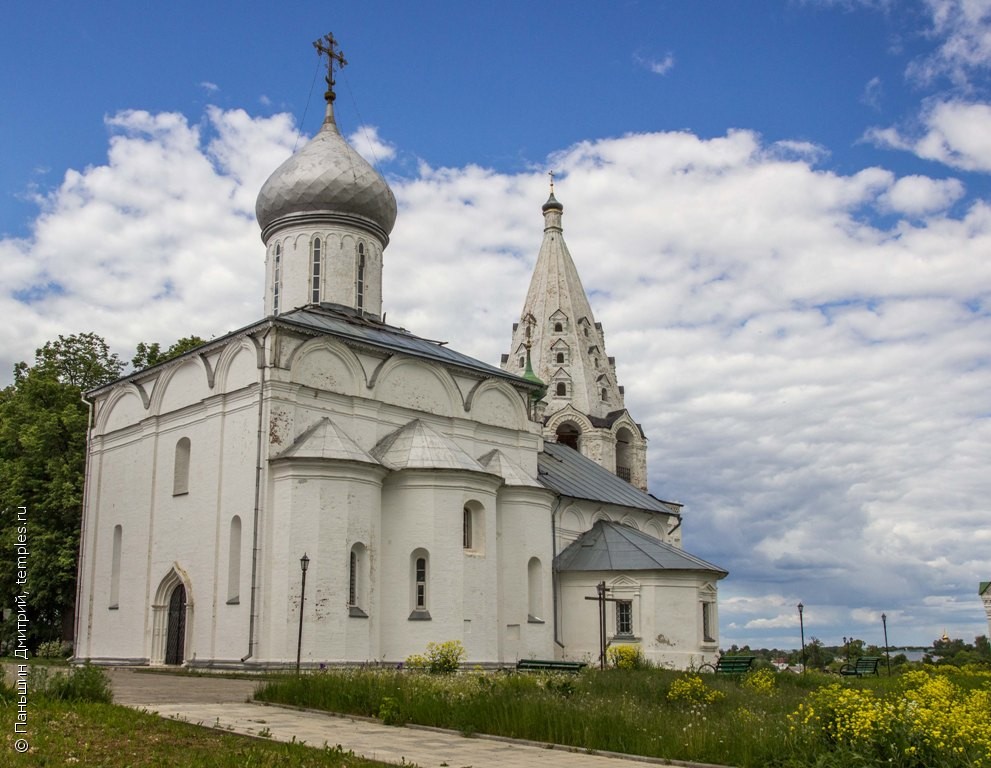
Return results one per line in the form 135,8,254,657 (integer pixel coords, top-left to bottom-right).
109,668,728,768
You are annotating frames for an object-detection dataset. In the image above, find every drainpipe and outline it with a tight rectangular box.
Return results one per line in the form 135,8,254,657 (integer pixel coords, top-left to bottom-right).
242,326,272,663
551,496,564,648
72,393,95,661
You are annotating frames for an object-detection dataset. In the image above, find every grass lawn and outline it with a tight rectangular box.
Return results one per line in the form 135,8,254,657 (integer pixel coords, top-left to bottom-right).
1,700,391,768
255,664,991,768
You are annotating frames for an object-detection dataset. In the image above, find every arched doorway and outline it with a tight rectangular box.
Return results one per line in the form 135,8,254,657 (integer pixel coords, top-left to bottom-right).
165,583,187,665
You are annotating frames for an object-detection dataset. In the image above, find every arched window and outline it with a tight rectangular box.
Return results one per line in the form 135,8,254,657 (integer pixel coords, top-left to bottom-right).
463,506,472,549
173,437,190,495
555,382,567,397
310,237,322,303
601,387,608,401
356,242,366,310
349,543,368,617
273,243,282,315
616,427,634,483
556,352,565,364
527,557,543,622
556,422,581,450
554,322,563,332
462,502,484,553
110,524,122,609
410,549,430,619
227,516,241,604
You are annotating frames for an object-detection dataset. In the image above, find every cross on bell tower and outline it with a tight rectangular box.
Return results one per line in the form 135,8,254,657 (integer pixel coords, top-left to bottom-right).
313,32,348,103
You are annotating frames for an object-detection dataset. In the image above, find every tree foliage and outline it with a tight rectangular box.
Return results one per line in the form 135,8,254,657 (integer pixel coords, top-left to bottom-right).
925,634,991,667
0,334,124,650
131,336,206,371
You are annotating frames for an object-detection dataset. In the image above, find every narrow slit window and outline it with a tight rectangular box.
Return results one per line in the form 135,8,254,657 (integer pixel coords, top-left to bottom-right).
273,243,282,315
311,237,322,303
349,550,358,606
227,516,241,604
173,437,191,495
463,506,472,549
415,556,427,610
356,243,365,310
110,525,122,609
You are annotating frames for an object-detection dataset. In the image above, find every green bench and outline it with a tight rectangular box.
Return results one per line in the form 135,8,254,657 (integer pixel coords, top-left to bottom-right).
840,656,880,677
700,655,756,674
516,659,587,673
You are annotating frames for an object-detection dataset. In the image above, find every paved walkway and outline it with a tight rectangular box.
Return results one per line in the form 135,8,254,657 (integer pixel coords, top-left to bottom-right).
109,669,729,768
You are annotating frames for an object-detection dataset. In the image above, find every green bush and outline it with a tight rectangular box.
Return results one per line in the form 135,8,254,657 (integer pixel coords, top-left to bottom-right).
405,640,466,674
607,644,650,669
29,663,112,703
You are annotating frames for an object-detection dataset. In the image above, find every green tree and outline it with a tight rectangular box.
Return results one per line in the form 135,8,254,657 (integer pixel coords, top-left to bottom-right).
0,334,124,651
131,336,205,371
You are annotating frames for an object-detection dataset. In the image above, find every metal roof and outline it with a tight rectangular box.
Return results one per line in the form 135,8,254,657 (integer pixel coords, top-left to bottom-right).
277,304,533,386
87,302,537,399
555,520,727,575
538,441,679,515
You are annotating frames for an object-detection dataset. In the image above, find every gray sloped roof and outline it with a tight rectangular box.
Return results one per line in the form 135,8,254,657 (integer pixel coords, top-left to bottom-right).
372,419,486,472
87,302,539,399
555,520,727,575
273,417,379,464
538,441,679,514
278,303,534,386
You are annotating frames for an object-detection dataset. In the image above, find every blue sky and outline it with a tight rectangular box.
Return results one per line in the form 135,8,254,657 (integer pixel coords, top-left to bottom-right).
3,1,991,650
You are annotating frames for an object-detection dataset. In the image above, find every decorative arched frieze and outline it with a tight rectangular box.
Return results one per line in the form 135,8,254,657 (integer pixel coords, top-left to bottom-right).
94,384,149,435
560,505,585,532
618,514,641,530
371,358,462,418
149,357,212,417
463,379,529,429
287,336,364,396
644,518,667,541
214,337,260,393
545,407,594,436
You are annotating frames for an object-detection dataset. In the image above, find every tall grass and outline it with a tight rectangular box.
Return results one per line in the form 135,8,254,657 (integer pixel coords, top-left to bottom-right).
28,663,113,703
255,665,991,768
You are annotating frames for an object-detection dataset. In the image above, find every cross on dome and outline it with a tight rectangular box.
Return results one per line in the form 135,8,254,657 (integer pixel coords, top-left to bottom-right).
313,32,348,104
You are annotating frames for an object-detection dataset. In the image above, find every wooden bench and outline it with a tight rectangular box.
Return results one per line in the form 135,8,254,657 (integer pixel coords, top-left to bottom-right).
700,655,756,674
840,656,880,677
516,659,587,673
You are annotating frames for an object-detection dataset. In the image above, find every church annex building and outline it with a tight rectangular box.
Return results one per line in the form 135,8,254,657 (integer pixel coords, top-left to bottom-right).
74,36,726,670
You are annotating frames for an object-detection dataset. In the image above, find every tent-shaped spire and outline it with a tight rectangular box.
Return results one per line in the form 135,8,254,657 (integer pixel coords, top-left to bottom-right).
502,184,625,420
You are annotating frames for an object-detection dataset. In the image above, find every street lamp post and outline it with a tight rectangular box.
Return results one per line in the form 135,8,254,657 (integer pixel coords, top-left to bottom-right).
882,613,891,676
296,552,310,674
798,602,806,672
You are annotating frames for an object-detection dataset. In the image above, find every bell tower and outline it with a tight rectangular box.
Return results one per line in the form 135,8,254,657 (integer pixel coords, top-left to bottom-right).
502,181,648,490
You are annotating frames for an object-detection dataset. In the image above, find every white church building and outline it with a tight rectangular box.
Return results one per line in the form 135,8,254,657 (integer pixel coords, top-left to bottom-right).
73,36,726,670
